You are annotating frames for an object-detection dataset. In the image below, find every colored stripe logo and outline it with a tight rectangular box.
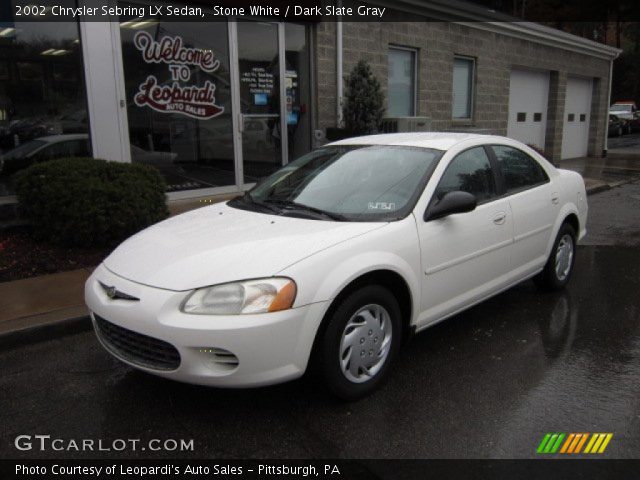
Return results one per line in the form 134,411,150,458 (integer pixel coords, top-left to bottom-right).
537,433,613,454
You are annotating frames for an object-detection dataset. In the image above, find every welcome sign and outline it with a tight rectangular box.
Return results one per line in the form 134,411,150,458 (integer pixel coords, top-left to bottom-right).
132,31,224,120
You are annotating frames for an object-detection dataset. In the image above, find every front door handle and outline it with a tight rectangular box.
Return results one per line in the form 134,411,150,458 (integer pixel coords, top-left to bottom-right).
493,212,506,225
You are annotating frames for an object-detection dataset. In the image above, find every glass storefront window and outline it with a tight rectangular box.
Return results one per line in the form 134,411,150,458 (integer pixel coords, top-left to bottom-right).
119,10,312,192
238,22,312,183
119,5,234,192
285,23,311,163
0,1,90,196
237,21,281,183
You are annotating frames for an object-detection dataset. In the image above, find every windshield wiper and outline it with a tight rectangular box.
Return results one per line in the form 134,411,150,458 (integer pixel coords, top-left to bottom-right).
236,192,281,214
263,199,347,221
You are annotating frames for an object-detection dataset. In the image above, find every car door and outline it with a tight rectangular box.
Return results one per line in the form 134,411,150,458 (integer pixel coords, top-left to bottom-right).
416,146,513,326
490,145,558,275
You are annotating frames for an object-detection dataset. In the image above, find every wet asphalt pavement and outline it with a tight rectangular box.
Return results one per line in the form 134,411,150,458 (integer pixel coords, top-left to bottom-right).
1,188,640,460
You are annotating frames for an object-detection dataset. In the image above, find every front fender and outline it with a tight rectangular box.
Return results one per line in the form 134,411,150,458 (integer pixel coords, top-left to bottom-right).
314,251,420,320
279,218,422,325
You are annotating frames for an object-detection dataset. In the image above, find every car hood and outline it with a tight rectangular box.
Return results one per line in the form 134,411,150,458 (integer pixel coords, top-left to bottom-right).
103,202,386,291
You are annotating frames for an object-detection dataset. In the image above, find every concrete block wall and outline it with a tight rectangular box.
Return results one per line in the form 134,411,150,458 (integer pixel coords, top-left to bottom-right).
545,71,567,164
313,20,612,161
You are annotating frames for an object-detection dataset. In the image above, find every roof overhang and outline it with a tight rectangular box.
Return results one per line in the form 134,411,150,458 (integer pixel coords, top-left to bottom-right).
371,0,622,60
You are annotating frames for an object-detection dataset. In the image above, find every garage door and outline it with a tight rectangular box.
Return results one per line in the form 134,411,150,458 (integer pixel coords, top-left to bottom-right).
507,69,550,150
561,77,593,159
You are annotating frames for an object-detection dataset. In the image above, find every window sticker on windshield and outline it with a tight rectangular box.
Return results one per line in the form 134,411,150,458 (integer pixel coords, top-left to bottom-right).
368,202,396,210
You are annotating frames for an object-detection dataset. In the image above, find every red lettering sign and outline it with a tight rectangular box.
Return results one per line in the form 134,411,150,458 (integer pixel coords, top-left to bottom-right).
133,31,220,73
134,76,224,120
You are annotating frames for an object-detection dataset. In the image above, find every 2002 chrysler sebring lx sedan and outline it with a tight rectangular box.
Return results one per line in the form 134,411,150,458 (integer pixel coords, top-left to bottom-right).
86,133,587,399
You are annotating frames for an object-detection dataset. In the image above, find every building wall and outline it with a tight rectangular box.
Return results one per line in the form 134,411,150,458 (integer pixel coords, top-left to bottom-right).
314,21,612,162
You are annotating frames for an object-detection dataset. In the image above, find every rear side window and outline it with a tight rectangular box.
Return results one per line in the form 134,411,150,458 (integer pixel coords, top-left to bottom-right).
492,145,548,193
434,146,496,203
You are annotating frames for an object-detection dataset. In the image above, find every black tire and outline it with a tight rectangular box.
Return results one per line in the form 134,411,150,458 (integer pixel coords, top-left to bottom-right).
534,223,577,291
315,285,402,401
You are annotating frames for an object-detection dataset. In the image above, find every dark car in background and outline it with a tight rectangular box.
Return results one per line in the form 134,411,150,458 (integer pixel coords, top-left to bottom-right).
608,114,625,137
0,118,59,150
609,101,637,134
0,134,90,177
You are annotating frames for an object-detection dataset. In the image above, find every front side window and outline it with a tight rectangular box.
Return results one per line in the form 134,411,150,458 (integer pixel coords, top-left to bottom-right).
388,47,416,116
452,57,474,120
492,145,548,193
434,147,496,203
231,145,442,221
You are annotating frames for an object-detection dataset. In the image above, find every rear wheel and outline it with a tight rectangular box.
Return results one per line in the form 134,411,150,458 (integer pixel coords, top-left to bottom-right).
534,223,577,291
315,285,402,400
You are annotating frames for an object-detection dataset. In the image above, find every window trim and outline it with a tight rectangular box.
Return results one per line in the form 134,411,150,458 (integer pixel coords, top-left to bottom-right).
388,45,419,117
486,144,550,197
451,55,476,121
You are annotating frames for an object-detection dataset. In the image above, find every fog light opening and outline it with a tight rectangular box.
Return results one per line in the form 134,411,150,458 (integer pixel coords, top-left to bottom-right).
197,347,239,373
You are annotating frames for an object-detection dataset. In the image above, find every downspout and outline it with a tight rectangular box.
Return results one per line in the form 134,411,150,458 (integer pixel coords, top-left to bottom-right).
336,1,343,128
603,57,614,157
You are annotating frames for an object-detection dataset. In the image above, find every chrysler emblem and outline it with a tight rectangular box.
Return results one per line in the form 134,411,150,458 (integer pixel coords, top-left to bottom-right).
98,281,140,301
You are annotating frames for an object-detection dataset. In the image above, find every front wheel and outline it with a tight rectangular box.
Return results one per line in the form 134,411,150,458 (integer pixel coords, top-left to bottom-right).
315,285,402,400
534,223,577,291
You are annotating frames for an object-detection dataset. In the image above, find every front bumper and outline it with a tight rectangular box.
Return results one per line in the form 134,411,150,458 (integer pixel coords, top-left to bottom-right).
85,264,328,387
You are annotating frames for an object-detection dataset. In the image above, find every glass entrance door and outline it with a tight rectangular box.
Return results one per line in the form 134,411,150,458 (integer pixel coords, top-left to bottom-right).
236,22,283,184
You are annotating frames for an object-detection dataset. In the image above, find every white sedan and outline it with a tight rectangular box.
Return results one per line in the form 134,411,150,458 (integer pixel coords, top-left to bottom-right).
85,133,587,399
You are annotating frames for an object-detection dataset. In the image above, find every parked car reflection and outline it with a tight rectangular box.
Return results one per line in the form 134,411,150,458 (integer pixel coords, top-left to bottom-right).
0,118,60,150
130,144,177,168
0,134,90,177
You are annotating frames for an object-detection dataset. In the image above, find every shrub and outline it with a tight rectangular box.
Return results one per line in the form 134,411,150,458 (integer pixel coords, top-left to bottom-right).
342,59,385,135
14,157,169,247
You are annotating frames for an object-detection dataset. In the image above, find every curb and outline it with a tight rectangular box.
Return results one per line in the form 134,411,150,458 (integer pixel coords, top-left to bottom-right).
586,184,611,195
0,315,91,351
586,176,640,196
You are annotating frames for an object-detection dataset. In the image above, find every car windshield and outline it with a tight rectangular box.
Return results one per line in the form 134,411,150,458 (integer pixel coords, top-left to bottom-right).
2,140,46,160
610,104,632,112
230,145,443,221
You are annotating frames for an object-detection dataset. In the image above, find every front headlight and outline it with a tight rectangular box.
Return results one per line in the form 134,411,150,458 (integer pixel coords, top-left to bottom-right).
180,278,297,315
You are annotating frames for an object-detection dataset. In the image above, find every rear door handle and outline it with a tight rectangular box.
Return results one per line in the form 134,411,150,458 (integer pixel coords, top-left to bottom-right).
551,192,560,204
493,212,506,225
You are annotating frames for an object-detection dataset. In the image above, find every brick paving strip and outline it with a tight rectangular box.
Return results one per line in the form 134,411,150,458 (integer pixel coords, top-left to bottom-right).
0,268,92,343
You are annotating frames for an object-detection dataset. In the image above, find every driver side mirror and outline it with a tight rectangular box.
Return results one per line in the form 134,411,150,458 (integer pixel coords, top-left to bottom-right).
424,191,477,221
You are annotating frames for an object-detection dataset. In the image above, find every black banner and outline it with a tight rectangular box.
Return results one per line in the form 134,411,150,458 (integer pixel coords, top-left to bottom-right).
3,0,640,23
2,459,640,480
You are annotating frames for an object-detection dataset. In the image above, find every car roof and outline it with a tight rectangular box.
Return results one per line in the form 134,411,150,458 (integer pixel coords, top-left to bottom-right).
36,133,88,144
327,132,515,151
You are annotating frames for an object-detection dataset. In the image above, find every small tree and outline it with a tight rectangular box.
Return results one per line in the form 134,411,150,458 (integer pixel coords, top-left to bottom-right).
342,60,385,135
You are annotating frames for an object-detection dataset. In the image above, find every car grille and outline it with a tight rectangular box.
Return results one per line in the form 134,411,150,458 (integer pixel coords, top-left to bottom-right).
93,315,180,371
